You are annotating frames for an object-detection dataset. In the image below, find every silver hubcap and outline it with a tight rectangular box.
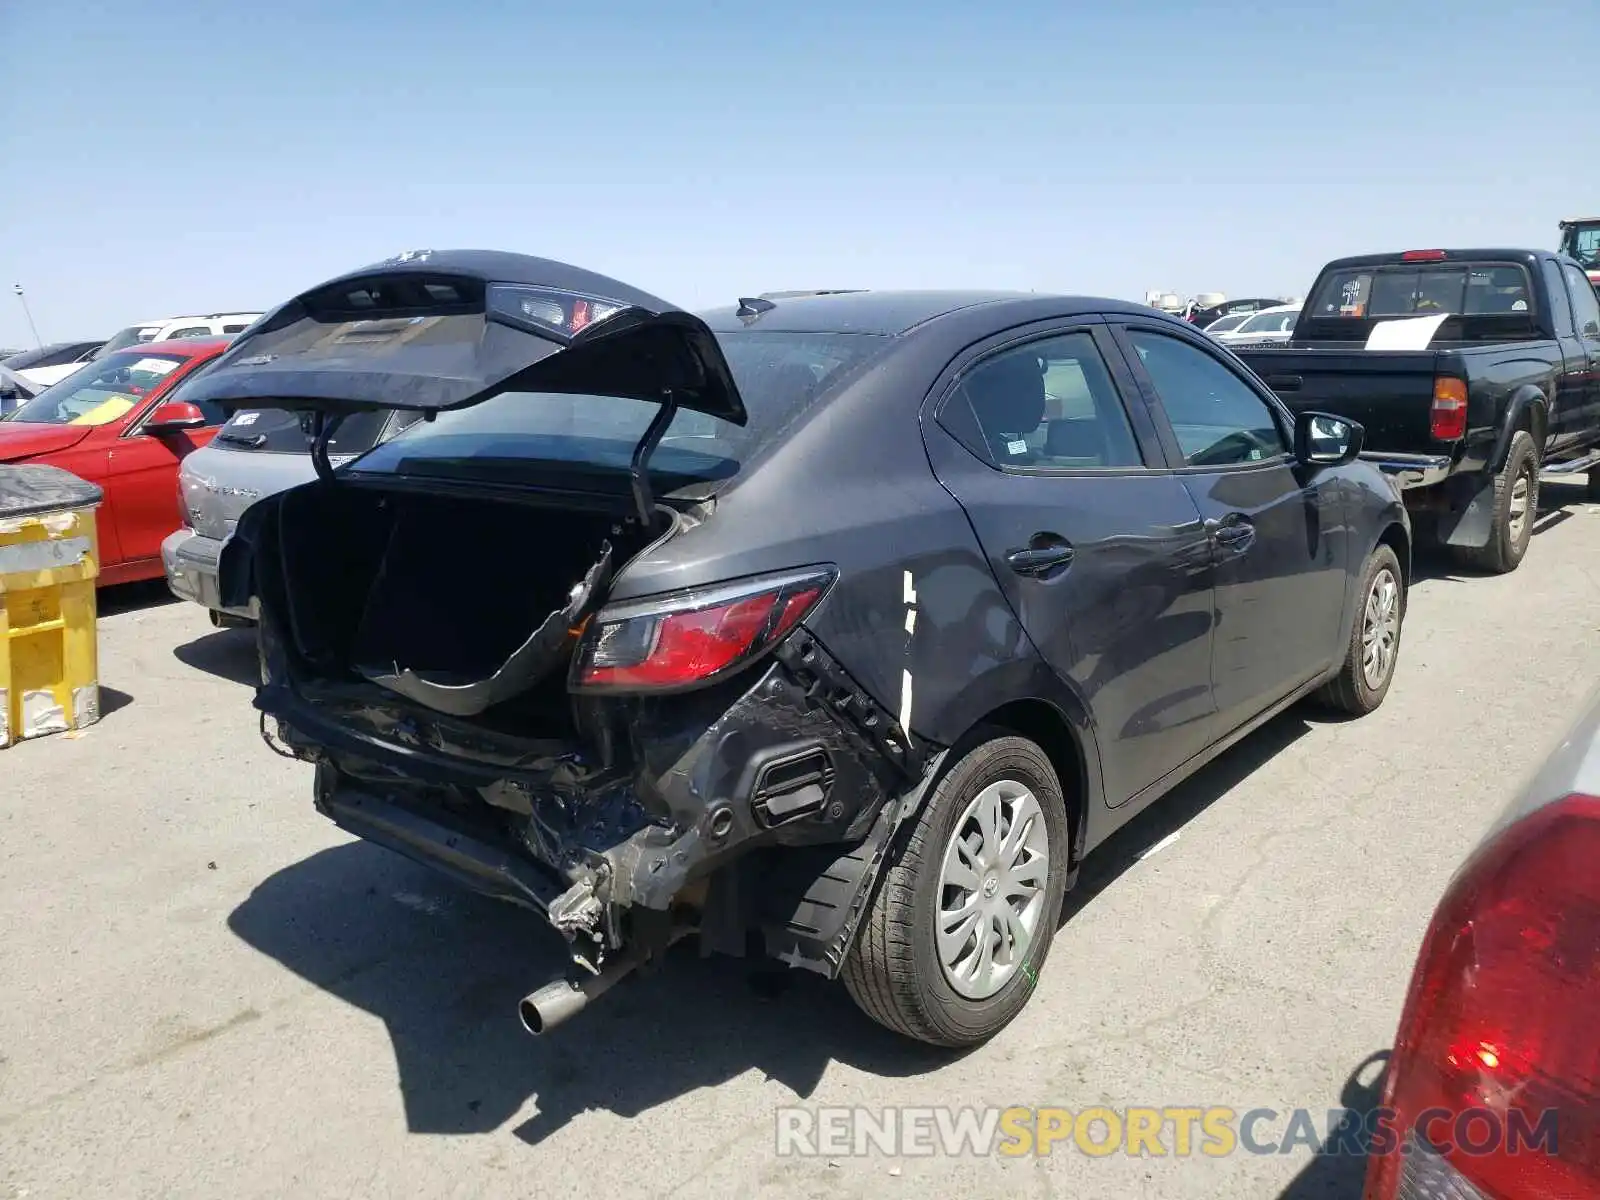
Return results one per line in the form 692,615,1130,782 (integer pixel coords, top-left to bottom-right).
1361,568,1401,690
1508,470,1532,542
936,779,1049,1000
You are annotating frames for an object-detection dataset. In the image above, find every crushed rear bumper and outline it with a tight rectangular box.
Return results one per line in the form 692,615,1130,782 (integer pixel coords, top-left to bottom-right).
262,625,940,980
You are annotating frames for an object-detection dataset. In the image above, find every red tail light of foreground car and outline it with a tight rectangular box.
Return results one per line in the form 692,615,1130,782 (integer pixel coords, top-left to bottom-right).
1364,792,1600,1199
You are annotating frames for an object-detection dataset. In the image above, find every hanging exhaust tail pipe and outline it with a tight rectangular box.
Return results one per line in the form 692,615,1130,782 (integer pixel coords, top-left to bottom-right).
517,928,691,1036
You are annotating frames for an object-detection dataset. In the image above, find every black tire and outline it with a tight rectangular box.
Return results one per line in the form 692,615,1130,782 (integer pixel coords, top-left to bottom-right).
1314,544,1405,716
1453,430,1538,574
841,732,1069,1047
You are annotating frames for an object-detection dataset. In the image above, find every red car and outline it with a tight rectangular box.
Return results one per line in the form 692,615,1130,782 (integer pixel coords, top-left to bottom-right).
0,338,231,585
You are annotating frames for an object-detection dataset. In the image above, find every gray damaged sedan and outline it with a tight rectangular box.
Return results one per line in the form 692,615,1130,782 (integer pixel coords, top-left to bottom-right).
191,251,1412,1046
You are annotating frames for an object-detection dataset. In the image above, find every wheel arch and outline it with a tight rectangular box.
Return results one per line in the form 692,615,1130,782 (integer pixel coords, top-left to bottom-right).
1489,386,1549,472
1377,519,1411,591
943,695,1092,874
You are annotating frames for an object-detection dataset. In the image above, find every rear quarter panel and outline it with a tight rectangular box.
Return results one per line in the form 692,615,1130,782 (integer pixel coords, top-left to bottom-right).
608,334,1092,762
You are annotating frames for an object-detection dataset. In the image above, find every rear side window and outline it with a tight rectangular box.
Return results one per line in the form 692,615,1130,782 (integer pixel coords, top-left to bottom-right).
167,326,212,339
942,332,1144,470
1543,261,1575,337
1564,264,1600,336
213,407,395,455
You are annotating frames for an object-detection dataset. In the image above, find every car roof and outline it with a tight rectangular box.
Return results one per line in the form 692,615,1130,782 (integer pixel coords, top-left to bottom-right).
1319,249,1549,271
124,337,232,357
695,289,1165,335
1245,303,1301,314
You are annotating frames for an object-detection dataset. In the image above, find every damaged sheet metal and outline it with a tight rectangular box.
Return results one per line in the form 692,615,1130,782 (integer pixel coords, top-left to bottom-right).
21,690,68,739
0,535,91,575
357,540,617,718
72,685,100,730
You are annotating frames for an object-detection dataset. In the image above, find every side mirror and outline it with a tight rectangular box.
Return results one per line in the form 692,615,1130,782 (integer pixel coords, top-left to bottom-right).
144,401,208,434
1294,410,1363,466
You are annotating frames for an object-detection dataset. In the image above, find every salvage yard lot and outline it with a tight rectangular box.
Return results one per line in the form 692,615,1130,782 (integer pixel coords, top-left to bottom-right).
5,484,1600,1200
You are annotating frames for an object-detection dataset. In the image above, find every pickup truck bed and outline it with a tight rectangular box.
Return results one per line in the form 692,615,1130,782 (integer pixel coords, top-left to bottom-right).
1235,248,1600,573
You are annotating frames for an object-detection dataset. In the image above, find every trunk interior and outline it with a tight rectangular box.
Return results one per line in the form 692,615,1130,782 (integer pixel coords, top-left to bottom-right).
268,482,664,723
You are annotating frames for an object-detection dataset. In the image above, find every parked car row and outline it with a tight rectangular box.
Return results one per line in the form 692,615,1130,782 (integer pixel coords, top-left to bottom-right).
9,246,1596,1093
106,249,1408,1055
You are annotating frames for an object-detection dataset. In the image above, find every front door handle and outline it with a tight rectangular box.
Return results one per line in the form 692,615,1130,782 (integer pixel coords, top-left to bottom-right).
1007,536,1075,577
1207,515,1256,552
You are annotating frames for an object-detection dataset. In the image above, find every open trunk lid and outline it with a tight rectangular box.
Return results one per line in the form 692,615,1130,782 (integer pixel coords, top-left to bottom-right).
177,250,748,425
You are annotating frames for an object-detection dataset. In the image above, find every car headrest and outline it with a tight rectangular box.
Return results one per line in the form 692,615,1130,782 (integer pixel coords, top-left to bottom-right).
964,353,1045,435
1045,417,1107,462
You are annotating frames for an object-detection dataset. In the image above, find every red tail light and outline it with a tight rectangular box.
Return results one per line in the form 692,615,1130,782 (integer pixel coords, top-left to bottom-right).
571,567,835,692
1364,793,1600,1199
1403,249,1449,262
1430,377,1468,441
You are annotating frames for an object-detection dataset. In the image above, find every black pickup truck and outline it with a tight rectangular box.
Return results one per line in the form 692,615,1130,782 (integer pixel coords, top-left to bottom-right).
1235,249,1600,573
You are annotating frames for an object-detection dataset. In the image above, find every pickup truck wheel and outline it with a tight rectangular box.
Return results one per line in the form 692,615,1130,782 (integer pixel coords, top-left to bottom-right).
1314,544,1405,716
842,732,1068,1047
1454,430,1538,574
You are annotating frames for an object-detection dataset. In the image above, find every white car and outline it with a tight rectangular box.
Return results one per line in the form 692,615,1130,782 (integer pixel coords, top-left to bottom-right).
90,312,263,364
1211,303,1301,346
1201,311,1252,336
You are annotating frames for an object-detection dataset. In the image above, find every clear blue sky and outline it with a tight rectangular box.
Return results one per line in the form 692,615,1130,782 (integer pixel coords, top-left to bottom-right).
1,0,1594,347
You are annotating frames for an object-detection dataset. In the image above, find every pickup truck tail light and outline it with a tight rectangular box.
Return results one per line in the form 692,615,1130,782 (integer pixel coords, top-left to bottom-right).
1363,792,1600,1200
571,567,835,693
1430,378,1468,441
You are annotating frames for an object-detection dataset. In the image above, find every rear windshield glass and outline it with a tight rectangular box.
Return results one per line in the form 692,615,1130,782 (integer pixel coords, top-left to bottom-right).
212,407,397,456
348,329,891,487
1308,263,1533,319
1235,308,1299,334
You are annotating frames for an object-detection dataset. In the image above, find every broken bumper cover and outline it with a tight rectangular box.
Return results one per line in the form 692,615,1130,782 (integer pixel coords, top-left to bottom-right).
261,626,940,979
163,527,255,619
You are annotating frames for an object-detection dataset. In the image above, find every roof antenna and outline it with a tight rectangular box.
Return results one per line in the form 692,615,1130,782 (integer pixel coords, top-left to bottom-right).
736,296,777,317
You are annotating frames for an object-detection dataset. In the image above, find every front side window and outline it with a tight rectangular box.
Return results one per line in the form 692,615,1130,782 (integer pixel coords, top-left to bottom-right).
8,352,186,426
1561,225,1600,269
166,326,211,339
1125,330,1288,467
1542,261,1575,337
944,331,1144,470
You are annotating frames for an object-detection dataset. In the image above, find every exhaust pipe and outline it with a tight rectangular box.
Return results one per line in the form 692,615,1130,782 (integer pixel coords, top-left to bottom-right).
518,929,689,1036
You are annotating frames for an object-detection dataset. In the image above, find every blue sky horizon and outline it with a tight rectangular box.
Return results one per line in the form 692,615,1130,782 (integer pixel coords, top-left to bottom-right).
2,0,1595,347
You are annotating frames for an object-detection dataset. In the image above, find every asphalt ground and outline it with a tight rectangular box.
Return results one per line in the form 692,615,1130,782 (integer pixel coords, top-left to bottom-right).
5,479,1599,1199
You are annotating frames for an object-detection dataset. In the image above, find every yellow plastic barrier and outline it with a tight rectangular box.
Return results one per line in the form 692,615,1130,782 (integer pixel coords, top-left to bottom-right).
0,465,105,748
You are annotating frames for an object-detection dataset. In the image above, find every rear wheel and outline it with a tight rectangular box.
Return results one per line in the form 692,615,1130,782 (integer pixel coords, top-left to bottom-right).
842,732,1069,1047
1315,544,1405,716
1454,430,1538,574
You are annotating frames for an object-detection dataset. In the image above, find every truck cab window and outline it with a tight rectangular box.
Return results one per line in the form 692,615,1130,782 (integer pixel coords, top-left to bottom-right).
1563,265,1600,337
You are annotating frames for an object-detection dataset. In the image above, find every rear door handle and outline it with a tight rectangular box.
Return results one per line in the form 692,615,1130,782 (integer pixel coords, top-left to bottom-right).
1007,536,1075,577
